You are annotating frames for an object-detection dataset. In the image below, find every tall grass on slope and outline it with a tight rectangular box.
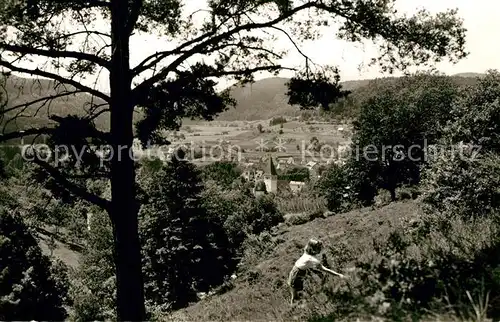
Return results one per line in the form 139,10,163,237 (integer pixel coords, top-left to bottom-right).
312,212,500,322
163,201,422,322
275,194,327,214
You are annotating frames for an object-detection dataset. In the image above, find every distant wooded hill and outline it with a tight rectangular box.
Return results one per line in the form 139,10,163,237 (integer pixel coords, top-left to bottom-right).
0,72,485,139
0,75,110,135
216,72,483,121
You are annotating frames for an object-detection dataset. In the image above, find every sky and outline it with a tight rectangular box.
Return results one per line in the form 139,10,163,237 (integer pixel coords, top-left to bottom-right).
280,0,499,78
6,0,500,93
124,0,500,92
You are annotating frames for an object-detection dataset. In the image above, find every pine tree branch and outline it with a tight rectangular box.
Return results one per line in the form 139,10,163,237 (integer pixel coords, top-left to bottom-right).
203,65,296,78
0,60,110,102
132,2,319,98
0,127,54,142
2,90,84,114
0,43,110,70
131,11,238,76
32,158,111,210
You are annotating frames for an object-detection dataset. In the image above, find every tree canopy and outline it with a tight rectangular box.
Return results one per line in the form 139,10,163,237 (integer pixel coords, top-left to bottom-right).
0,208,68,321
351,72,461,200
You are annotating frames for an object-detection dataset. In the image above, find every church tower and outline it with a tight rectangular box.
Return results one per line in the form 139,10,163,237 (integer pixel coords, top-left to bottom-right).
263,155,277,193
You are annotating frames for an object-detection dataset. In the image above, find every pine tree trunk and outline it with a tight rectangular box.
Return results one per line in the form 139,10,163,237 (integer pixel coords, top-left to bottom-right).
109,2,146,320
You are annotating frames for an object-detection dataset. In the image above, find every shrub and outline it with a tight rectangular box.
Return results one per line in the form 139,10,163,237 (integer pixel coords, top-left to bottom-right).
70,210,116,321
0,208,68,321
239,231,280,269
201,161,242,189
421,148,500,219
397,185,420,200
269,117,287,126
443,70,500,153
246,194,283,235
0,145,24,177
278,166,309,182
254,180,266,192
202,181,283,248
314,163,367,213
139,156,234,310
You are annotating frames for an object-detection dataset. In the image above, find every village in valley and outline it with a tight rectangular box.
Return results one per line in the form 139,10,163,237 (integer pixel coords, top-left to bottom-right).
131,117,352,198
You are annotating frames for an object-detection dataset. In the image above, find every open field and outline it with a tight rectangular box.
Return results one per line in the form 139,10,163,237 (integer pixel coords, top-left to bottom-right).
164,119,353,166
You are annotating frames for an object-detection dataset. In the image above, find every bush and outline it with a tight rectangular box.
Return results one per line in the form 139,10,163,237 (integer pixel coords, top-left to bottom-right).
269,117,287,126
201,161,242,189
397,185,420,200
0,145,24,177
0,208,68,321
443,70,500,153
70,210,116,321
315,162,372,213
202,181,283,248
421,148,500,219
139,156,234,310
239,231,280,269
278,166,309,182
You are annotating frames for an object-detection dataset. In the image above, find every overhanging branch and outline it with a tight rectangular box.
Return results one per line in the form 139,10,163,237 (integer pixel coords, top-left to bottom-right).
2,90,84,115
133,0,464,101
131,13,237,76
132,2,319,98
0,127,54,142
203,65,295,78
269,26,312,63
0,43,111,70
32,158,111,210
0,60,110,102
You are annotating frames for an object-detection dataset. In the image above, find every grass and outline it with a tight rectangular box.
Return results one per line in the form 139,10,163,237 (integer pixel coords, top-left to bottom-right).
164,198,500,321
276,195,327,215
34,195,498,321
164,200,423,321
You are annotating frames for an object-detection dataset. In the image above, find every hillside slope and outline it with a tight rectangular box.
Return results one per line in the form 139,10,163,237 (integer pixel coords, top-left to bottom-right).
2,75,110,132
166,201,423,322
1,73,483,137
216,74,482,121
